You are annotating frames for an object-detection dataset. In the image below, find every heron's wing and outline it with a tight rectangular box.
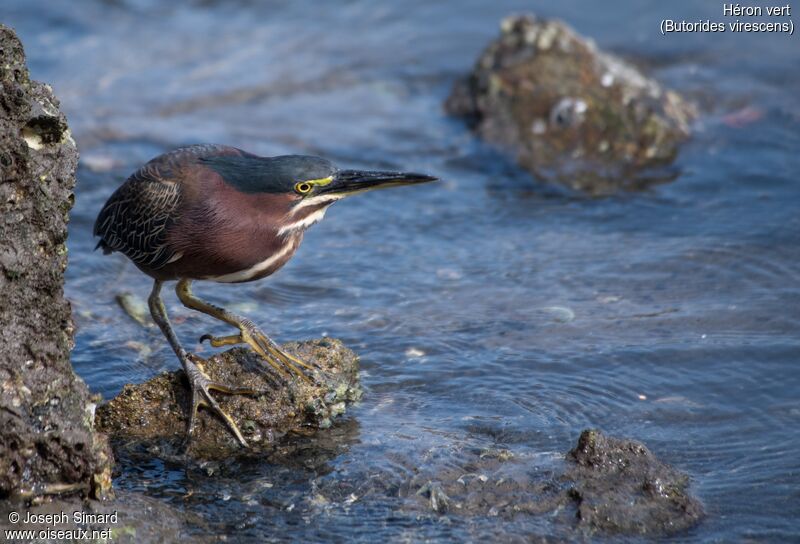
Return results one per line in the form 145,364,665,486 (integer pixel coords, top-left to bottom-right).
93,144,243,269
93,164,182,269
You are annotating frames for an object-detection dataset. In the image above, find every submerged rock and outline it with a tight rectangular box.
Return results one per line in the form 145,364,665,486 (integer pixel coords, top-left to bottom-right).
0,24,113,501
398,429,702,536
96,338,361,459
446,15,697,194
565,429,703,534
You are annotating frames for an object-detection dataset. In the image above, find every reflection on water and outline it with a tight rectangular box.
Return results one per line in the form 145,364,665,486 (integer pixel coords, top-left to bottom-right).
7,0,800,540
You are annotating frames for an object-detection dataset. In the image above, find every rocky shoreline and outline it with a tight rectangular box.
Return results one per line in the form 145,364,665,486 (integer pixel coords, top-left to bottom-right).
0,24,112,502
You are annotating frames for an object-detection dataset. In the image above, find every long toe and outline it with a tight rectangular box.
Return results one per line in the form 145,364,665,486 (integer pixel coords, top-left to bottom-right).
255,333,320,383
241,327,317,384
183,354,259,448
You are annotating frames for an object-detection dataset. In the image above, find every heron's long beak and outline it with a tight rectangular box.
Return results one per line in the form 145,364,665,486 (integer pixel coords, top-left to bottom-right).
319,170,437,196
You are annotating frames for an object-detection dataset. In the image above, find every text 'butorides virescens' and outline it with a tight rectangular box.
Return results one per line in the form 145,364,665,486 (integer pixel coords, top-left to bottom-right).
94,144,436,446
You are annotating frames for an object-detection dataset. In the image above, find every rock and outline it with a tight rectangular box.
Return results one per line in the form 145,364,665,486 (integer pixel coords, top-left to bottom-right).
397,429,702,536
96,338,362,459
565,429,704,534
446,15,697,194
0,25,113,501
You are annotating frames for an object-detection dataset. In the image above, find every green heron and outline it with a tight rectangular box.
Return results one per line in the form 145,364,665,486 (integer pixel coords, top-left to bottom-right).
94,144,436,446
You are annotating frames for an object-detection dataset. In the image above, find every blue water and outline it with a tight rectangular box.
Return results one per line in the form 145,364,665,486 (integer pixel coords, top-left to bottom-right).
5,0,800,541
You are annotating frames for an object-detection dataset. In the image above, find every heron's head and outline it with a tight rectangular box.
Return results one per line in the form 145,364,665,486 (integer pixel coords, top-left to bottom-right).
202,153,436,234
279,156,436,207
262,156,436,235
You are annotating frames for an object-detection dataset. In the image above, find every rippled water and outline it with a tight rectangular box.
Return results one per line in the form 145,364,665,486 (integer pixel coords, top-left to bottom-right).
6,0,800,541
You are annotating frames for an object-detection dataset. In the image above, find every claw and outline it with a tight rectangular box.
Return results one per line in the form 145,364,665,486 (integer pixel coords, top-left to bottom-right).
183,354,258,447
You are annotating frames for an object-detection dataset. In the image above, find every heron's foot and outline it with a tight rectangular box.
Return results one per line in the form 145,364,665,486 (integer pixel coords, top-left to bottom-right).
200,324,320,384
183,353,260,448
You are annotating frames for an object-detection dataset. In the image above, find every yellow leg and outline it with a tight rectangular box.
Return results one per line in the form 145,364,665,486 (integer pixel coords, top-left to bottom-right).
176,279,316,383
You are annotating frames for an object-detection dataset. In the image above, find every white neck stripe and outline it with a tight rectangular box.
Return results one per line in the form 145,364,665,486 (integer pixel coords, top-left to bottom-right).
277,207,329,236
289,194,344,216
207,240,295,283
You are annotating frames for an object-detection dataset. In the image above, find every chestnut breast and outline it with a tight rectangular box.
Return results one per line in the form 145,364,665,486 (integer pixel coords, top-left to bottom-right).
162,164,304,283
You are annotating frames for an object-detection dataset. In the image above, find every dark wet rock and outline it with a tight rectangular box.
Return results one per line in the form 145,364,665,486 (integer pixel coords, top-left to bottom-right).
96,338,362,459
446,15,697,194
0,25,113,501
398,429,702,536
565,429,703,534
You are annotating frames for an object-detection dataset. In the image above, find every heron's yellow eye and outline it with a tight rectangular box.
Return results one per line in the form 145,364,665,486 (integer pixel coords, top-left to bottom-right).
294,182,313,195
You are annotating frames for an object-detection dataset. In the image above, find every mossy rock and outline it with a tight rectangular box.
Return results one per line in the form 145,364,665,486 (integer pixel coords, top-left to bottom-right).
96,338,362,459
